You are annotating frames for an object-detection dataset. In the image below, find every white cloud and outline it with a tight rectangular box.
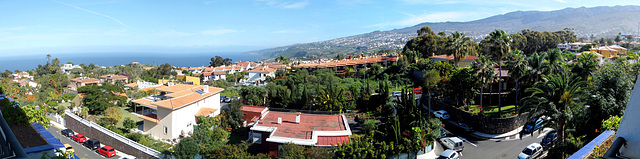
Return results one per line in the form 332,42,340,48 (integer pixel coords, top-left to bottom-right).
156,30,194,37
200,29,240,35
255,0,309,9
271,30,307,34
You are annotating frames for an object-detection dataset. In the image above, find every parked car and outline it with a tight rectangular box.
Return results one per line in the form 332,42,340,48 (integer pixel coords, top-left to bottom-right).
84,139,101,150
98,146,117,158
541,130,558,148
220,95,226,102
439,137,464,152
437,149,460,159
523,117,546,133
72,134,87,143
413,88,422,94
518,143,543,159
433,110,450,120
56,144,74,158
224,97,232,103
61,129,74,137
440,128,447,138
458,123,473,132
392,91,402,97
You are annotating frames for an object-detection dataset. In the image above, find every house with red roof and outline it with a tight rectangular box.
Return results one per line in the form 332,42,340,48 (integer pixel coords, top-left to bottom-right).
244,66,277,86
247,107,352,153
429,54,479,67
202,71,227,82
131,84,224,140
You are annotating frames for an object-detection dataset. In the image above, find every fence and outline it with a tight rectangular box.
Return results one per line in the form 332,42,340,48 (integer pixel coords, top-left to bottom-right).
267,107,342,115
64,110,161,159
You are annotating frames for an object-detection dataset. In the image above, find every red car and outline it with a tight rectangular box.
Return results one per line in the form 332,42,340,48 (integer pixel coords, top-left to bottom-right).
72,134,87,143
97,146,117,158
413,88,422,94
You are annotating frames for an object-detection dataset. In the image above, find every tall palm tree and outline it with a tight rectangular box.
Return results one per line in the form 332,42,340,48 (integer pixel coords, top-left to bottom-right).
488,30,512,116
546,49,566,74
520,67,588,157
446,31,475,67
473,55,496,112
506,50,528,113
276,55,289,65
526,52,548,83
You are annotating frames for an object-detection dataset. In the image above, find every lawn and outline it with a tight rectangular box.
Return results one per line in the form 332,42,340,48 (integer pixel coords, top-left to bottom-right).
117,107,143,127
468,105,517,118
220,89,240,97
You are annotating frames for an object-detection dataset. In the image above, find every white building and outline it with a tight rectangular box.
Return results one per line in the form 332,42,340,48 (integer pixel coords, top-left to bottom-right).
11,72,33,80
202,71,226,82
244,66,276,86
60,64,82,74
132,84,224,140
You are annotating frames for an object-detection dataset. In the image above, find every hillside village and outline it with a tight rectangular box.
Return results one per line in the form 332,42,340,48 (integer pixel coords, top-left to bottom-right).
1,26,640,159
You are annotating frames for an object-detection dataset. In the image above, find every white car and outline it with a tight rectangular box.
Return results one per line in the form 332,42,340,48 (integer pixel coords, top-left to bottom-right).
433,110,450,120
392,91,402,97
437,149,460,159
518,143,543,159
439,137,464,152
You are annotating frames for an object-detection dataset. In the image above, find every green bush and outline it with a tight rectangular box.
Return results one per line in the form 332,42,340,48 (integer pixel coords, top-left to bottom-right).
122,117,136,130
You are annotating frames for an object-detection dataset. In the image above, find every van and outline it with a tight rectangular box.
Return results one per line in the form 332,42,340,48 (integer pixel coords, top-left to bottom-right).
84,139,101,150
439,137,464,152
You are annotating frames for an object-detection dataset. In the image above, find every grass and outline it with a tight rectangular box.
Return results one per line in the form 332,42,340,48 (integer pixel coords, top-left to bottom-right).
117,107,143,127
220,89,240,97
468,105,517,118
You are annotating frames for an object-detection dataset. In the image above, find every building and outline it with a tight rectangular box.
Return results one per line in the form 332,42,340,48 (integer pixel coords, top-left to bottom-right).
202,71,226,82
60,64,82,74
99,74,129,84
245,66,276,86
557,42,594,51
429,55,478,67
176,75,201,85
68,77,100,92
590,46,620,58
237,62,260,70
11,71,33,80
241,105,268,127
249,109,352,152
11,79,39,88
131,84,224,140
124,81,163,91
294,55,399,72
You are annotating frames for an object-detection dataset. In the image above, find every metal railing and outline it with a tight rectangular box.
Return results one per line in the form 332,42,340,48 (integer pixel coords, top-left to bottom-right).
65,110,160,158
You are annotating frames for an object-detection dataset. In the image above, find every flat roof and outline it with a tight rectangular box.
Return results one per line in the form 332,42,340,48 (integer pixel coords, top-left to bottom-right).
134,84,224,110
254,111,347,139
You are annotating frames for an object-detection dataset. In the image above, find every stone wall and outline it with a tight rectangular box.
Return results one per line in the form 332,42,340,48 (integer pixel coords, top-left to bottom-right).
424,96,542,134
65,114,159,159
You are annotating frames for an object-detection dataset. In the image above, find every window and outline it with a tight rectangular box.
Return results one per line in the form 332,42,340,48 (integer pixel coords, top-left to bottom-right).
252,133,262,144
164,126,168,134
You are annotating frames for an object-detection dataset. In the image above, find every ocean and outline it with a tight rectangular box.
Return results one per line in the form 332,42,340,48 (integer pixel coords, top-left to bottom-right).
0,52,262,71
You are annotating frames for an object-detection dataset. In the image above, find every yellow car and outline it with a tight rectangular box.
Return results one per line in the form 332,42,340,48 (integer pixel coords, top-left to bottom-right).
64,144,74,156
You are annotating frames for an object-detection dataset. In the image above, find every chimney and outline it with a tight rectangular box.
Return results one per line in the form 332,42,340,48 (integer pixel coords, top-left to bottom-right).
295,114,300,124
203,85,209,93
277,117,282,124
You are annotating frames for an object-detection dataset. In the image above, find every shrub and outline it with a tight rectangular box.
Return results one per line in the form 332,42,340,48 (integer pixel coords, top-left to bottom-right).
123,117,136,130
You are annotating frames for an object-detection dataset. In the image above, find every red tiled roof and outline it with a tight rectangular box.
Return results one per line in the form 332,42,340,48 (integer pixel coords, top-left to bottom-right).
195,108,218,116
429,54,478,61
317,136,350,146
203,72,213,76
241,105,267,123
255,111,346,139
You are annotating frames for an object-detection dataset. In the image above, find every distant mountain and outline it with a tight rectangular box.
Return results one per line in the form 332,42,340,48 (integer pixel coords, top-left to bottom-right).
250,5,640,59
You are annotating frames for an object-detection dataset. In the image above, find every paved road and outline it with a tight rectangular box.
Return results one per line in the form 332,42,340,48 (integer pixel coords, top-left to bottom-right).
48,126,122,159
438,121,551,159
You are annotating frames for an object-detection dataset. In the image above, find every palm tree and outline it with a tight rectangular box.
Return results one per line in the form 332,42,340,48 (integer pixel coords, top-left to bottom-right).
570,52,598,80
488,30,512,117
526,52,548,83
276,55,289,65
546,49,566,74
506,50,528,113
446,31,475,67
472,55,496,112
46,54,51,64
520,67,588,157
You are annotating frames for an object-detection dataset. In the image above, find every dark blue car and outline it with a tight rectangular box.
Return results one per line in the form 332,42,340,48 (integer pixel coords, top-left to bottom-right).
524,117,545,133
541,130,557,148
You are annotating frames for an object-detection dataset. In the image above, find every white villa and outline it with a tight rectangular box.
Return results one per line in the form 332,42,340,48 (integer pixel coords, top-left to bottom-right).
132,84,224,140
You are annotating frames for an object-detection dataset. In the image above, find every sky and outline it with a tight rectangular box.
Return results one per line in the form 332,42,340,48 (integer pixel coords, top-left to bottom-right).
1,0,639,55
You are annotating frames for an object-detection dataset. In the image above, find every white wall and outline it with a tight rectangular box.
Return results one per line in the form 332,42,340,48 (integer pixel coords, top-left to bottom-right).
615,76,640,158
168,93,221,139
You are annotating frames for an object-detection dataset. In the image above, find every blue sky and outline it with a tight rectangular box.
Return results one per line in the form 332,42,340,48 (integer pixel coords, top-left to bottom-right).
1,0,639,55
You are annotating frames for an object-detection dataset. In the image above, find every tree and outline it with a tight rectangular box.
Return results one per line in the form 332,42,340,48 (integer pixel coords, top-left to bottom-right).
422,70,441,114
104,107,122,125
505,50,528,112
278,143,306,159
403,26,447,58
488,29,512,116
240,86,266,106
521,67,588,156
276,55,290,65
209,56,233,67
226,99,246,130
571,52,598,80
445,31,475,67
615,34,622,43
473,55,496,111
123,117,136,130
447,68,478,109
1,70,11,78
173,137,200,159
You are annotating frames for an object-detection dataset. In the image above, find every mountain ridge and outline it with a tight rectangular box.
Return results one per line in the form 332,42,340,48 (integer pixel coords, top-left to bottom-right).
249,5,640,59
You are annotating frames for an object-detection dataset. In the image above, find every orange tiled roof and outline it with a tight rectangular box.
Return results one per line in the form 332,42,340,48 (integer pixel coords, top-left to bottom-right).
294,55,400,69
213,71,226,75
195,108,218,116
248,67,276,73
152,87,223,109
132,98,157,109
71,77,100,84
99,74,128,80
203,72,213,76
139,85,164,92
138,114,159,123
124,83,138,88
156,84,201,93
